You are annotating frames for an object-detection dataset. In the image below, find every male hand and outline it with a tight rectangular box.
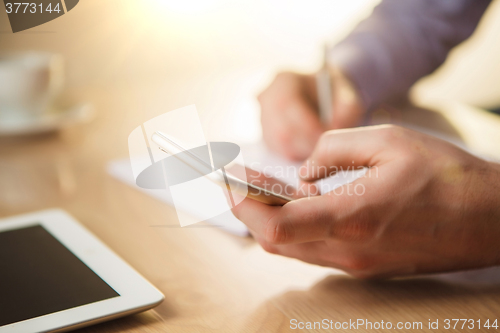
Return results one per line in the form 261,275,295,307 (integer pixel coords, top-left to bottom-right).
232,125,500,279
258,69,365,161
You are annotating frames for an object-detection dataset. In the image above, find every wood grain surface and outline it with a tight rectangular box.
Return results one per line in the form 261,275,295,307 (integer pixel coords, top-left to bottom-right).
1,1,500,332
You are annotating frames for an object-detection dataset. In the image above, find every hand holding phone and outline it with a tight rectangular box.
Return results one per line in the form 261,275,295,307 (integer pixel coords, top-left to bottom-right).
150,132,313,206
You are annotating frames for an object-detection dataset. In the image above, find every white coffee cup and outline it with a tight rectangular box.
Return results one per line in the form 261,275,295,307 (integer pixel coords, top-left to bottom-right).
0,52,64,123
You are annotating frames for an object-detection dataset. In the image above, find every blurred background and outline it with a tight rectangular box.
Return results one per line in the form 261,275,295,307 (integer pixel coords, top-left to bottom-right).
2,3,500,329
1,0,500,212
1,0,500,143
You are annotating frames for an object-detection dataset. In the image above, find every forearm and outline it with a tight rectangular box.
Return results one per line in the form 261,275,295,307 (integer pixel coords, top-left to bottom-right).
330,0,491,110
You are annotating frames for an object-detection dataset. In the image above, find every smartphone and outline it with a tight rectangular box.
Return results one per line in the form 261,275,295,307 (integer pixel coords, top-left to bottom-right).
150,132,295,206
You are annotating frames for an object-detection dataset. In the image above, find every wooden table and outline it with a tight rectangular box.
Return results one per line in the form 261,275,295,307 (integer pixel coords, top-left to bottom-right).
1,81,500,333
2,1,500,332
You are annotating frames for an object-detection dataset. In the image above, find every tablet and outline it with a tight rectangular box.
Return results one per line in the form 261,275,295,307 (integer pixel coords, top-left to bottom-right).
0,209,164,333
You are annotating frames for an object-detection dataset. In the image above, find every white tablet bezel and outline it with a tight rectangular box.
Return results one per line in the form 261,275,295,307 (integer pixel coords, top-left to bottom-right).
0,209,164,333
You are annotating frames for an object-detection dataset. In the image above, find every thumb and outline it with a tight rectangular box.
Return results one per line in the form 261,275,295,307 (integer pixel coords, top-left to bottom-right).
299,125,398,182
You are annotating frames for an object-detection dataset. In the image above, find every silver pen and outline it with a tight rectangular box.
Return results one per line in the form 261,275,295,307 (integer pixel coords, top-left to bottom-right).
316,44,334,126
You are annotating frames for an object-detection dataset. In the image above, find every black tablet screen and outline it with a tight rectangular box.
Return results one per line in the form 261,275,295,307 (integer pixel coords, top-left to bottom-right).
0,224,119,326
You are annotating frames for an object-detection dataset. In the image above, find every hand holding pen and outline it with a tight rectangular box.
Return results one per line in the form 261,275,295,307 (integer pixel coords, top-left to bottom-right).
258,45,365,161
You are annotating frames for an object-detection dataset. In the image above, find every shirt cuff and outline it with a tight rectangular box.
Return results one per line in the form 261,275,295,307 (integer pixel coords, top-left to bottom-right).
328,38,395,111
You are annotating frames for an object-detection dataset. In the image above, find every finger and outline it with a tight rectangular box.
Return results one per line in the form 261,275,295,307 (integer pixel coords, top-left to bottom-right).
231,195,280,236
262,97,323,161
267,196,343,244
232,194,336,245
251,231,334,267
233,190,367,245
242,173,404,245
251,230,371,274
244,167,318,200
299,125,403,182
283,98,324,159
235,194,346,245
234,128,407,245
259,74,324,161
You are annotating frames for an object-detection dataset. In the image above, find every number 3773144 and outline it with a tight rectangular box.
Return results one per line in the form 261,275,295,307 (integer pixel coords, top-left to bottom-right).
5,2,61,14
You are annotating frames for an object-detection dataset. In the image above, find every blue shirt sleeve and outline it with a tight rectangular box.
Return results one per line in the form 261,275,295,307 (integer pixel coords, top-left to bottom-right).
330,0,492,110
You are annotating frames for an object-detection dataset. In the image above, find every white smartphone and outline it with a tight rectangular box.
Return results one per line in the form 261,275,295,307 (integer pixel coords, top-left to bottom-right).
150,131,295,206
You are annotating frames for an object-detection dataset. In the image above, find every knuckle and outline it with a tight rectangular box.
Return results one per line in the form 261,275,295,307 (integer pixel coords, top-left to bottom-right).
334,218,377,242
263,216,292,245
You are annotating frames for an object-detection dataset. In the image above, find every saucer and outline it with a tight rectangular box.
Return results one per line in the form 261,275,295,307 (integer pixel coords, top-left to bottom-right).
0,103,94,136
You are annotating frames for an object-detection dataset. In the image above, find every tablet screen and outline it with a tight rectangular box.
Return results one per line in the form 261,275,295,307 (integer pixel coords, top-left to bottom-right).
0,224,120,326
